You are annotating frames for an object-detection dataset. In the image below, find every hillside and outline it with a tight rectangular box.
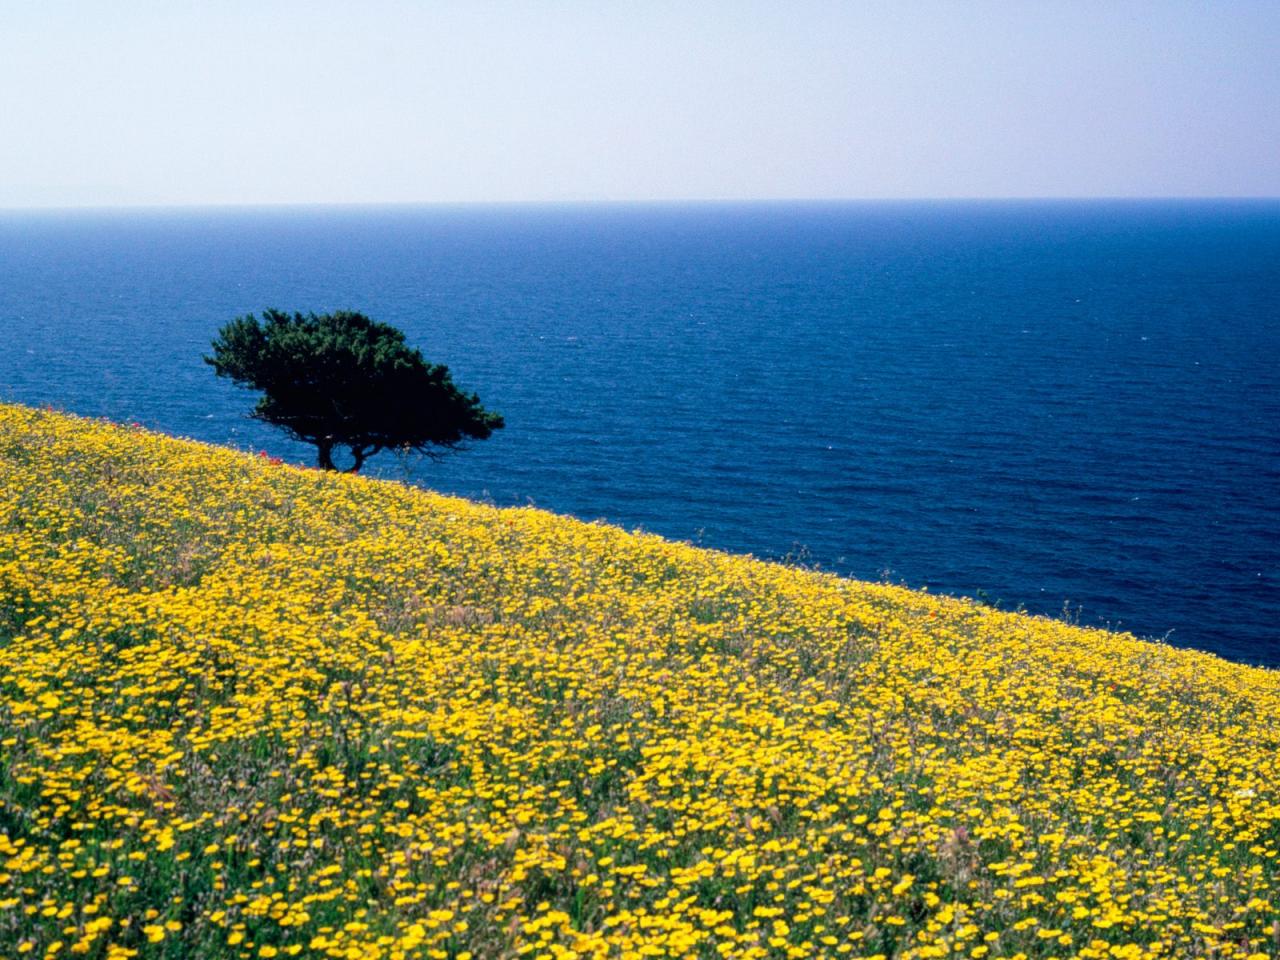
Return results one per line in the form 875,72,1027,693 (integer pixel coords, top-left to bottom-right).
1,402,1278,960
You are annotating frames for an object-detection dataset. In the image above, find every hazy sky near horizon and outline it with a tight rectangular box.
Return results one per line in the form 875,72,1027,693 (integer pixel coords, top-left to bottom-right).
3,1,1278,207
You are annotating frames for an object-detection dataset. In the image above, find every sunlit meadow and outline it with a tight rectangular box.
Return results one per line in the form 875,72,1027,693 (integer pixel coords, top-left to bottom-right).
1,402,1278,960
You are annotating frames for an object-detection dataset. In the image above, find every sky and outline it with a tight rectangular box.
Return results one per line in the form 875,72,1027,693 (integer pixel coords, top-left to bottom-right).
2,1,1278,207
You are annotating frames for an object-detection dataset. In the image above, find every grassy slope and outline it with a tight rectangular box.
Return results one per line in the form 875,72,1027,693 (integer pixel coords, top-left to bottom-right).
0,402,1278,960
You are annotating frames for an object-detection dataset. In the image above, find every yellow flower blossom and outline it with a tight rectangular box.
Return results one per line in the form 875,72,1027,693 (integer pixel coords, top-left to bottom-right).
1,402,1278,959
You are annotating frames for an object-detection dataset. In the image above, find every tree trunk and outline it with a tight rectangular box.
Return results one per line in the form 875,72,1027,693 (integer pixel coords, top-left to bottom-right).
316,441,337,471
347,447,367,474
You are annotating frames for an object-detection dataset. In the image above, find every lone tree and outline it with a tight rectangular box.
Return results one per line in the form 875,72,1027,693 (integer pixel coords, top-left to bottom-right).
206,309,503,472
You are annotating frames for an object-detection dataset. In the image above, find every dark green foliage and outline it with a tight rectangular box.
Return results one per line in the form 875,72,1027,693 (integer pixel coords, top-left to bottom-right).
206,310,503,472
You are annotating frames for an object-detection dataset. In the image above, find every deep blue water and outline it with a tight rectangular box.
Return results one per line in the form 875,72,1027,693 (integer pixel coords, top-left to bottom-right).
1,201,1277,665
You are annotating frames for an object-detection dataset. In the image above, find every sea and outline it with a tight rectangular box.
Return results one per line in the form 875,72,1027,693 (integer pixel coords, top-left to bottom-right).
1,201,1277,666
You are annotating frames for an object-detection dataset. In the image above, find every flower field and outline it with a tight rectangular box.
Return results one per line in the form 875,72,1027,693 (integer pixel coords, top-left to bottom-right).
1,402,1278,960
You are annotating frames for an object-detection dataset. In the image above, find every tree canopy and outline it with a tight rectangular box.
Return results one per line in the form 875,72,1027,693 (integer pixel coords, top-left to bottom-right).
206,309,503,472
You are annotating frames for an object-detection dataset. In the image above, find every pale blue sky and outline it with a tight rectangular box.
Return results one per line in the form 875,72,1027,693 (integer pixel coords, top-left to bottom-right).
3,1,1277,206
